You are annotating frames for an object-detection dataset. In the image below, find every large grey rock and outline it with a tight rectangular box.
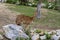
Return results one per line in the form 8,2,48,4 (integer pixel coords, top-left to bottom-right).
2,24,29,40
56,30,60,36
51,35,60,40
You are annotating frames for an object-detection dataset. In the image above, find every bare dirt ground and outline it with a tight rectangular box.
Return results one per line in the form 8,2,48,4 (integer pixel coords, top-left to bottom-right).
0,3,19,29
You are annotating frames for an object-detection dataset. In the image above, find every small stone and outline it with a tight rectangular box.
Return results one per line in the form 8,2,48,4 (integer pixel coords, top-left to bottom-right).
30,29,36,36
32,34,39,40
48,30,56,35
51,35,60,40
40,35,46,40
39,32,44,36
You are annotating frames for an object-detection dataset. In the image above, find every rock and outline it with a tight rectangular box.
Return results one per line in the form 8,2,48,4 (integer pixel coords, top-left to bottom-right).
30,29,37,36
51,35,60,40
39,32,44,36
56,30,60,36
40,35,46,40
19,30,29,39
0,34,3,40
32,33,39,40
2,24,29,40
48,30,56,35
28,3,32,6
30,30,35,36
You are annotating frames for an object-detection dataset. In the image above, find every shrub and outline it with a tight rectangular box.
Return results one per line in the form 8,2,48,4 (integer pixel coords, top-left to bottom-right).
6,0,17,4
42,0,47,3
24,28,32,40
35,29,41,33
32,0,39,7
6,0,12,3
46,2,56,9
19,0,28,6
45,33,52,40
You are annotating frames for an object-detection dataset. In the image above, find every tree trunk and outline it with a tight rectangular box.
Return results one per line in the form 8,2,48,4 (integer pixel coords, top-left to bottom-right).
36,0,42,19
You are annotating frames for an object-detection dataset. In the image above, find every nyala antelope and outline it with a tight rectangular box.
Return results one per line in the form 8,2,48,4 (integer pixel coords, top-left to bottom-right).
16,12,37,30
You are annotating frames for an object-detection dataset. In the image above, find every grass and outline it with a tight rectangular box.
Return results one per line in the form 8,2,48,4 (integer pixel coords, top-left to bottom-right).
39,10,60,28
6,4,36,17
7,4,60,29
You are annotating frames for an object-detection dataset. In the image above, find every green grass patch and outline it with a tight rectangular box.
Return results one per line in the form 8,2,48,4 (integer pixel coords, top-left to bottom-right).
39,9,60,28
7,4,36,17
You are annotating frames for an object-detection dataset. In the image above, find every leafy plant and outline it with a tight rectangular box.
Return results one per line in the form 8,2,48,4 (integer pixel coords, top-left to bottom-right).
45,33,51,40
35,29,41,33
31,0,39,7
24,28,32,40
16,37,29,40
6,0,17,4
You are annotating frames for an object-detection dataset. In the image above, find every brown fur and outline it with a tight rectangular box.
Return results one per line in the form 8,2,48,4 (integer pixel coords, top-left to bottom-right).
16,12,37,30
16,14,34,26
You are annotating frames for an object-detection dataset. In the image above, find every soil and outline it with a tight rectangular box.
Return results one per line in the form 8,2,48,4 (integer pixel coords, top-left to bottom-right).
0,3,18,28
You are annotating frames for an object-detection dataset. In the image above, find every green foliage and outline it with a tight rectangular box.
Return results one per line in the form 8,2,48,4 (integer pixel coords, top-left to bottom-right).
32,0,39,7
16,37,29,40
16,37,19,40
35,29,41,33
25,29,30,36
42,0,47,3
16,29,32,40
6,0,18,4
33,0,39,3
54,0,60,10
45,33,51,40
6,0,12,3
46,2,56,9
18,0,28,5
45,1,60,10
8,5,35,17
24,27,32,40
19,37,25,40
